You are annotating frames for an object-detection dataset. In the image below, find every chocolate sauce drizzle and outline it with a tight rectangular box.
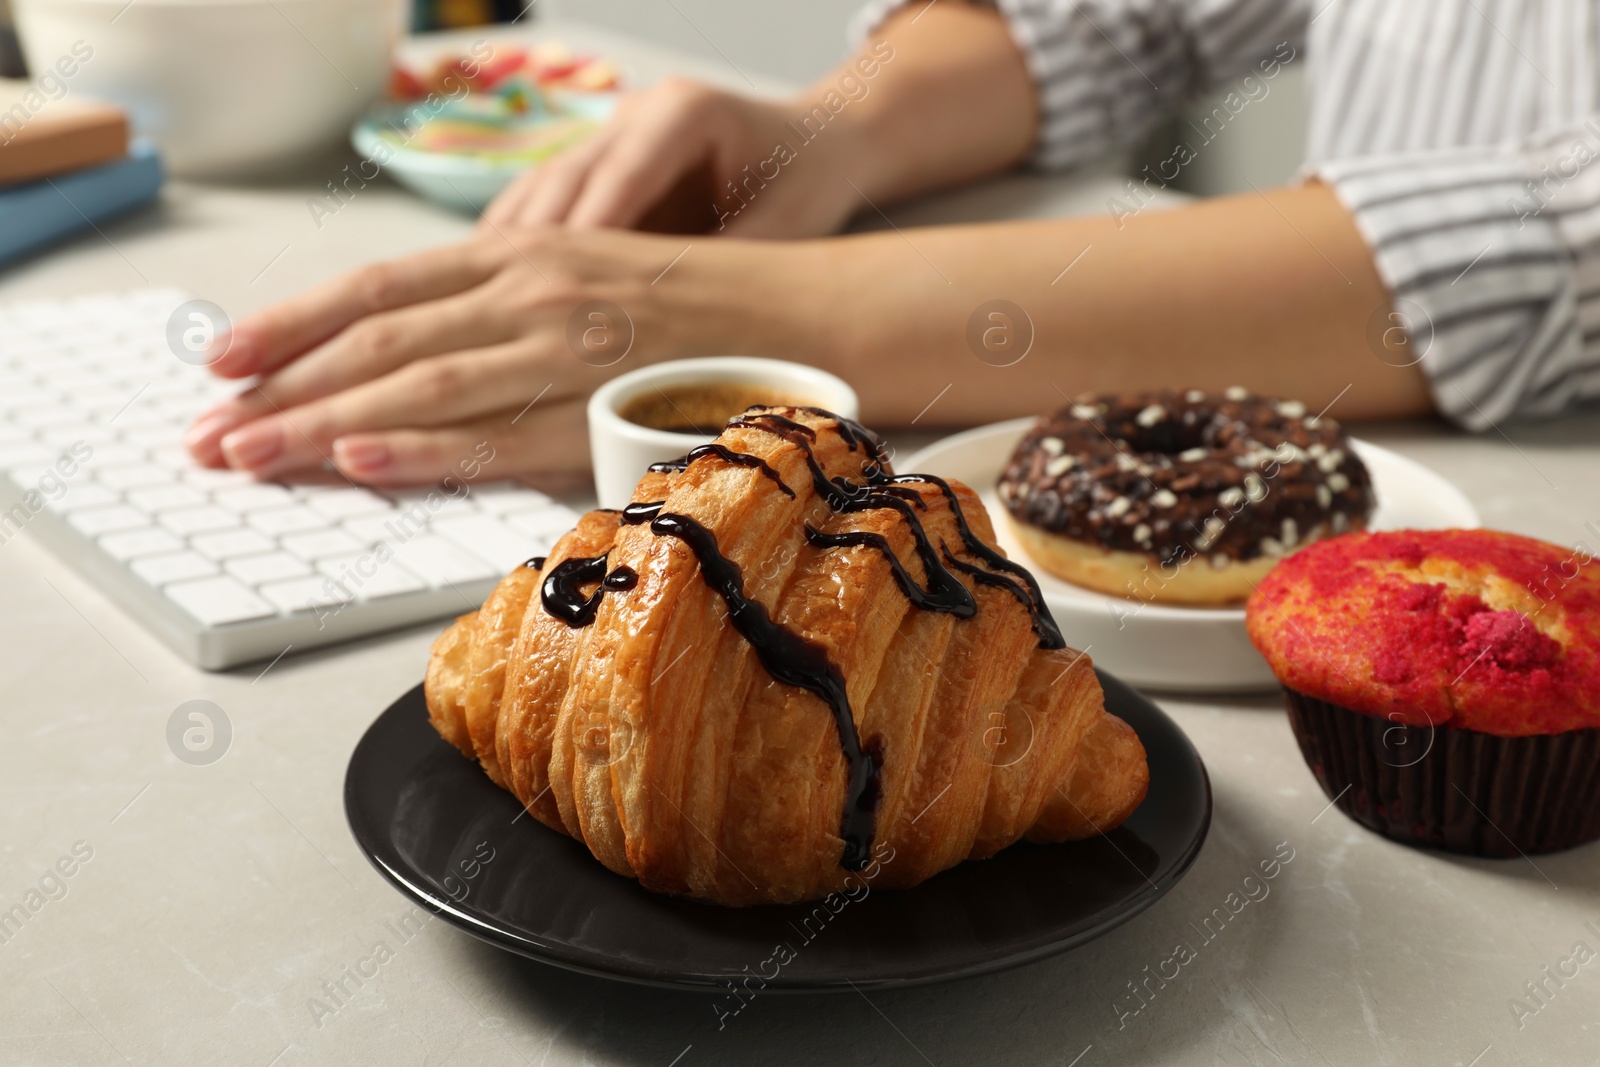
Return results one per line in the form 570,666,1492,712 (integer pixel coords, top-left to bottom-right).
806,526,975,617
524,556,546,570
649,443,795,498
728,411,816,440
897,473,1064,649
651,510,882,871
621,500,664,526
540,553,609,627
603,566,639,591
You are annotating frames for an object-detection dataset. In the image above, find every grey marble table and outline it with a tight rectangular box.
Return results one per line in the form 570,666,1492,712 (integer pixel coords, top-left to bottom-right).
3,20,1599,1067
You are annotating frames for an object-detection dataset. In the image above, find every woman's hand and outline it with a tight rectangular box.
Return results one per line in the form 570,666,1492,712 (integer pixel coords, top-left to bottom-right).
482,77,863,239
183,227,801,487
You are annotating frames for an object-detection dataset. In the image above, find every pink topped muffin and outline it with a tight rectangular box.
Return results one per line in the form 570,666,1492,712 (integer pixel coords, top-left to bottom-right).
1247,529,1600,856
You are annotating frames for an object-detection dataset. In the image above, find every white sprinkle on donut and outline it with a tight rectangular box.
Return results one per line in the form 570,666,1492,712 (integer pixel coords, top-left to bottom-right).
1332,512,1348,532
1195,516,1225,549
1210,554,1231,570
1133,523,1152,544
1219,487,1246,510
1106,496,1132,519
1186,389,1206,403
1261,536,1285,557
1328,472,1350,493
1045,455,1075,477
1071,404,1100,420
1276,400,1306,419
1136,404,1167,427
1225,386,1249,401
1317,451,1342,473
1281,518,1298,547
1040,436,1064,455
1151,489,1178,508
1179,447,1208,463
1308,442,1327,458
1316,484,1332,507
1244,472,1268,502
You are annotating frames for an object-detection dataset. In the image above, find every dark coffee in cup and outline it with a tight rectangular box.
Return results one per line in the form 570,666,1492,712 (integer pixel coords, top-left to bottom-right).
619,383,807,434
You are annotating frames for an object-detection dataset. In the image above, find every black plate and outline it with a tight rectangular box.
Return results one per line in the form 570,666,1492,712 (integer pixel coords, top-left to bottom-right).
344,670,1210,992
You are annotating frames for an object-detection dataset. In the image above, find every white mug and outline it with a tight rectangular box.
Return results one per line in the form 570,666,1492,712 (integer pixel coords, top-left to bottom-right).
586,357,859,509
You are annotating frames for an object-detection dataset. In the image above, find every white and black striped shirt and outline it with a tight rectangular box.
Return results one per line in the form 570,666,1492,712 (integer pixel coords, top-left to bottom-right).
853,0,1600,429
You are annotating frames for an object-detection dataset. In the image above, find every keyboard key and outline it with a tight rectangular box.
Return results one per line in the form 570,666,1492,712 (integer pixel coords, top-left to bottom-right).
41,424,119,447
190,529,275,560
150,396,207,422
504,508,576,548
392,535,496,586
67,505,150,536
98,527,184,561
120,426,182,448
96,463,171,489
342,515,405,545
131,551,219,586
159,506,240,536
148,447,193,469
77,444,145,467
433,514,545,572
225,552,312,585
44,484,120,512
258,576,351,614
126,485,207,512
16,407,82,428
181,467,256,489
470,483,556,514
0,443,56,468
279,529,362,560
317,555,427,600
141,378,203,400
214,485,297,512
303,487,393,520
9,462,60,485
247,506,327,537
163,575,277,626
315,559,428,601
0,389,58,412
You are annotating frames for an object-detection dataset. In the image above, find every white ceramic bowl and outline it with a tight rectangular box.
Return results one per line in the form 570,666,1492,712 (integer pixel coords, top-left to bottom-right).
14,0,403,176
350,90,617,213
587,357,859,510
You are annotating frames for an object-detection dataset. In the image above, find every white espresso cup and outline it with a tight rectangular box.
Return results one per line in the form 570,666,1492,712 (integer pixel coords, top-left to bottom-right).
587,357,859,509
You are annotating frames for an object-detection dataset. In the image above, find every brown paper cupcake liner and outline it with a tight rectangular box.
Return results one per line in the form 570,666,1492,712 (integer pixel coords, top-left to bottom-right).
1283,689,1600,857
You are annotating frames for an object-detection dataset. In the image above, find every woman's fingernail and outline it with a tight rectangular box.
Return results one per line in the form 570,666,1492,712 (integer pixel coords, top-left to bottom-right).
184,409,240,450
220,421,284,470
210,328,255,374
333,437,391,473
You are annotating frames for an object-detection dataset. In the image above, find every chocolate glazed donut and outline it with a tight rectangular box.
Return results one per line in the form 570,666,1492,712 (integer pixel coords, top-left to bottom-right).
998,388,1377,605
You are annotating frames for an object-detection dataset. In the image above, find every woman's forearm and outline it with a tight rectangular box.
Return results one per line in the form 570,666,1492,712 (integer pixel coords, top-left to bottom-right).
797,1,1038,207
754,181,1431,425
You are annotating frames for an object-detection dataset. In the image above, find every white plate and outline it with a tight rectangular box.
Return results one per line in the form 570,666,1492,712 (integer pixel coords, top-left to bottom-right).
902,419,1481,693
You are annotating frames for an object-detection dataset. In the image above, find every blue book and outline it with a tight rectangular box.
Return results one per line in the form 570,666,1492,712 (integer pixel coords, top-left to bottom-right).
0,140,163,267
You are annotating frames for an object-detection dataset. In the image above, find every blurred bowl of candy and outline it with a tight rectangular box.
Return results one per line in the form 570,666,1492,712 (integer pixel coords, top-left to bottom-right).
352,41,619,212
13,0,405,177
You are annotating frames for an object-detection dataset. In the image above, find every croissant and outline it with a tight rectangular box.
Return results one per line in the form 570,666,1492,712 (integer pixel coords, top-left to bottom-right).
425,406,1149,905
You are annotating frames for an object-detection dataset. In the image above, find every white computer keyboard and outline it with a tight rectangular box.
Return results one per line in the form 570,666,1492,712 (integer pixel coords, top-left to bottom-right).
0,288,579,669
